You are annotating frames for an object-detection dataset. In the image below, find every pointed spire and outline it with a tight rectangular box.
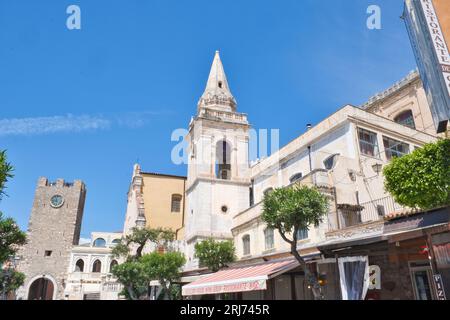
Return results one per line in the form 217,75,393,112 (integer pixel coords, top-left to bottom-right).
198,51,236,112
205,51,231,93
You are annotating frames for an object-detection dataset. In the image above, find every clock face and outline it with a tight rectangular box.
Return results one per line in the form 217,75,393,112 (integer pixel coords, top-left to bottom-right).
50,195,64,208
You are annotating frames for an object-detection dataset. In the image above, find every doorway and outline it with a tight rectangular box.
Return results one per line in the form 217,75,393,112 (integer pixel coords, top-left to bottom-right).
28,277,54,300
409,261,435,300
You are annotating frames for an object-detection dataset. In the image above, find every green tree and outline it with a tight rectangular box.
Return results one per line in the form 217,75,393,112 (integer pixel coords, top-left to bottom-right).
383,139,450,209
194,238,236,272
111,260,149,300
0,150,13,200
262,184,329,300
0,271,25,297
112,227,175,259
141,251,185,300
0,213,26,265
0,150,26,299
111,227,177,300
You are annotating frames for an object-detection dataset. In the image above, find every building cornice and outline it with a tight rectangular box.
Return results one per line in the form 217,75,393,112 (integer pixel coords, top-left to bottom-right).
186,176,250,194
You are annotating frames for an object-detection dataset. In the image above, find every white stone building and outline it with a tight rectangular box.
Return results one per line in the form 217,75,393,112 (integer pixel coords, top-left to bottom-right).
121,52,441,299
231,104,436,261
182,52,436,266
64,232,123,300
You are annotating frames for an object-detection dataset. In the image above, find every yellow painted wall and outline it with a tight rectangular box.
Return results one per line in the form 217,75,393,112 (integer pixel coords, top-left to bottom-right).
433,0,450,47
141,173,186,240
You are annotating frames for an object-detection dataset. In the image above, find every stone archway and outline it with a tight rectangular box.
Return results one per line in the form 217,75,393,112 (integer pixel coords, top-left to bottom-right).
28,277,54,300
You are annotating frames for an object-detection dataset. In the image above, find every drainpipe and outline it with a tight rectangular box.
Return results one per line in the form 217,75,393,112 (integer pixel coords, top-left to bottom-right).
308,145,315,186
306,124,313,173
175,179,186,241
333,187,340,230
307,146,312,173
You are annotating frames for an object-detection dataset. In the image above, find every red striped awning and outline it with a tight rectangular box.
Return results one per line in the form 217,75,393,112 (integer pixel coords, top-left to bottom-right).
182,258,299,296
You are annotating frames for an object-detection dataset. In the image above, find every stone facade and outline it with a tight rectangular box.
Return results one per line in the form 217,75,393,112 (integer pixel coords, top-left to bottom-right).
361,70,440,137
64,232,123,300
122,52,438,269
368,251,415,300
16,177,86,300
116,52,443,300
183,51,251,270
232,105,436,261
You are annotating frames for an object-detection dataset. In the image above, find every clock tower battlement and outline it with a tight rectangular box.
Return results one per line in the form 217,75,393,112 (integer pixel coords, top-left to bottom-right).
16,177,86,300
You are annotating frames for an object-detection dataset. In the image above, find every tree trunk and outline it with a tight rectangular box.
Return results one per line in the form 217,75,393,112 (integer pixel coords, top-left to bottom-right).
127,285,138,300
136,244,144,258
276,229,324,300
290,243,323,300
160,281,172,300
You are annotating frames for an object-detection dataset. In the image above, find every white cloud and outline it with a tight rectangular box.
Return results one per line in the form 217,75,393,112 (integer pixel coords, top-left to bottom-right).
0,114,111,136
0,111,168,137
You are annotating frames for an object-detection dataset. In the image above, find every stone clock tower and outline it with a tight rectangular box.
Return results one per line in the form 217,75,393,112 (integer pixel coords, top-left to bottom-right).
16,177,86,300
184,51,251,270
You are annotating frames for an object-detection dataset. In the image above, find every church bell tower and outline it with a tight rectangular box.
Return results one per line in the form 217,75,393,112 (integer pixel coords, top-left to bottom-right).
184,51,251,270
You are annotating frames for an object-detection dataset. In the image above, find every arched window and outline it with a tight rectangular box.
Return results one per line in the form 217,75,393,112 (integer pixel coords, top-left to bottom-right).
109,260,118,273
264,228,274,250
75,259,84,272
323,154,339,170
93,238,106,247
111,239,121,246
394,110,415,129
215,140,231,180
263,188,273,197
289,173,303,184
242,235,251,256
92,259,102,273
171,194,182,212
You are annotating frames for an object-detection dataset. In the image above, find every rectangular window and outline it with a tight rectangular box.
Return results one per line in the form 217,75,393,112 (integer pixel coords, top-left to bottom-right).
243,236,251,256
171,195,182,212
44,250,52,257
249,185,254,207
264,229,274,250
383,136,410,160
297,228,308,240
358,128,379,157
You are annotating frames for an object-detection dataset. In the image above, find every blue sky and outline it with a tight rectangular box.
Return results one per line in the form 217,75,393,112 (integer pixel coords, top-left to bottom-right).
0,0,417,239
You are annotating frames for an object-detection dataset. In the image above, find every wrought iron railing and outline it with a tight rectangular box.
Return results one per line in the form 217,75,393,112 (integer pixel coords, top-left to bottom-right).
334,196,405,230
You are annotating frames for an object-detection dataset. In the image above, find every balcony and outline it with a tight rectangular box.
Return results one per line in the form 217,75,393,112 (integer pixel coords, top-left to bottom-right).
199,108,248,124
332,195,405,230
288,169,332,189
232,201,263,231
67,272,113,284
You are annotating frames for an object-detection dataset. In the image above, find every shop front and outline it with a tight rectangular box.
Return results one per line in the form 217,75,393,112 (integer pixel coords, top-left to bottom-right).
317,206,449,300
181,257,316,300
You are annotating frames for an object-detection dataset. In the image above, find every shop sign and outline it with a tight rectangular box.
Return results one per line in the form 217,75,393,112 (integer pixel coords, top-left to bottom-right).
419,0,450,97
182,279,267,296
368,265,381,290
433,274,447,300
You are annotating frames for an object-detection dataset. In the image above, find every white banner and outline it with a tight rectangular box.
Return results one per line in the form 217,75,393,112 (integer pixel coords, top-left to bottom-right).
420,0,450,97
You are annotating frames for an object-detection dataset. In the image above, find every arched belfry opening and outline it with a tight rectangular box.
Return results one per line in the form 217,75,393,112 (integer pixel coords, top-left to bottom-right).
215,140,231,180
